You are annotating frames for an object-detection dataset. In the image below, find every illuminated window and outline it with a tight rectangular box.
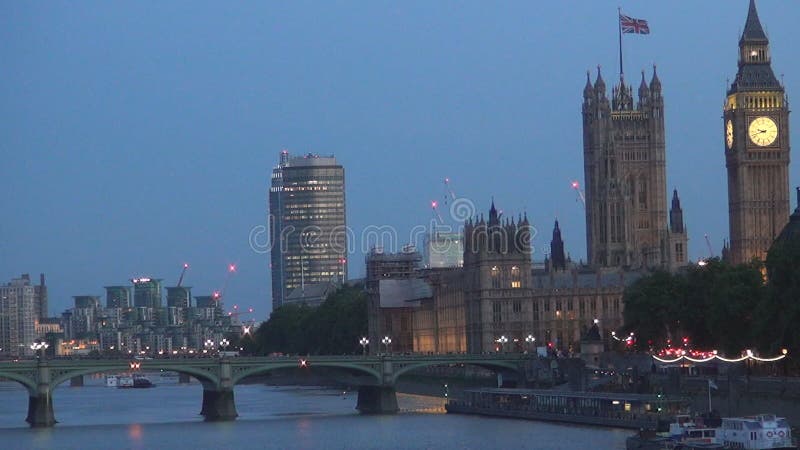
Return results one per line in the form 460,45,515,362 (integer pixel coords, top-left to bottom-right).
510,266,521,288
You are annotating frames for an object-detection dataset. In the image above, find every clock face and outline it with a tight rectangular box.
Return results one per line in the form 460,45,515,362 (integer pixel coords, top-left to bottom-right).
726,120,734,149
748,116,778,147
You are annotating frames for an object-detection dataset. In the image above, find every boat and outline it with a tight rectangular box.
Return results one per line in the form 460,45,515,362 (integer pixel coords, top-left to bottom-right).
627,413,796,450
106,374,155,389
446,388,689,429
721,414,795,449
627,414,724,450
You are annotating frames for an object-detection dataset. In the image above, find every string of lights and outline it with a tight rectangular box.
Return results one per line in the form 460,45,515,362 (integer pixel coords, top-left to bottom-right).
652,348,788,364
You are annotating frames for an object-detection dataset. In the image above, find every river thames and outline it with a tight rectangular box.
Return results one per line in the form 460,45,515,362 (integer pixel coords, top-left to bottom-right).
0,376,629,449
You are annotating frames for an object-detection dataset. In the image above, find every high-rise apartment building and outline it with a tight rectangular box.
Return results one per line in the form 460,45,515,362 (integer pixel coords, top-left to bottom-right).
269,151,347,310
104,286,131,309
724,0,791,264
132,277,162,308
0,274,47,357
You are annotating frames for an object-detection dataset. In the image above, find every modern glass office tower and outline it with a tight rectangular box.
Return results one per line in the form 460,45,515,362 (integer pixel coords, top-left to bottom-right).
269,151,346,310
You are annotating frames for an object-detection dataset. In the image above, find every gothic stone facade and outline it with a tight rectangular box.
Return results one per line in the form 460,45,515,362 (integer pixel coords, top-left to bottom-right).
582,66,687,271
724,0,791,264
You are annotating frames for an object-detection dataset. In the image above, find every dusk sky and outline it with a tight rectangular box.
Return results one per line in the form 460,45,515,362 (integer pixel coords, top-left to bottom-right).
2,1,799,317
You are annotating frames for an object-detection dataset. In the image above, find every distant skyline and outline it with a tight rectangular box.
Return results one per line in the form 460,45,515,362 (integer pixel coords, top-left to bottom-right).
2,1,799,316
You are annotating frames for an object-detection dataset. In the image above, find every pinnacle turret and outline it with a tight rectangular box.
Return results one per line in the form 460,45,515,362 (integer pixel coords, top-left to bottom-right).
650,65,661,92
583,71,594,99
594,66,606,94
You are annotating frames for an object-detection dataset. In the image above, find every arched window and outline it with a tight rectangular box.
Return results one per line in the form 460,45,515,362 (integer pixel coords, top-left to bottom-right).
511,266,521,288
491,266,500,289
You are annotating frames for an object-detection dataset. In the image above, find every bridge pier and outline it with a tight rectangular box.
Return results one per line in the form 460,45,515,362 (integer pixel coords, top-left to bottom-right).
356,385,398,414
27,363,55,428
200,388,238,421
26,392,56,427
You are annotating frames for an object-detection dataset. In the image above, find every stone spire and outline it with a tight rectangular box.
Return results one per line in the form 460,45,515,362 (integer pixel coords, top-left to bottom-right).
670,189,685,234
740,0,768,44
583,70,594,99
650,64,661,93
488,199,499,226
594,66,606,95
638,70,649,107
550,220,566,271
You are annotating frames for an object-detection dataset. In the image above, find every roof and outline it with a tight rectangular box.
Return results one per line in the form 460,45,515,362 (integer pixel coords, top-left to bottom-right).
531,269,644,290
378,278,432,308
285,281,336,302
729,65,781,93
465,388,688,403
740,0,767,43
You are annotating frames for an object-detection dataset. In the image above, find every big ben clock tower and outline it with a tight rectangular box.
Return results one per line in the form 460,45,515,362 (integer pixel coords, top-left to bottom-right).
724,0,791,264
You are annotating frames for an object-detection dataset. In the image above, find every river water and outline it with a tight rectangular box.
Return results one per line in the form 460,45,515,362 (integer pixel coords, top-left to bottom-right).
0,375,630,449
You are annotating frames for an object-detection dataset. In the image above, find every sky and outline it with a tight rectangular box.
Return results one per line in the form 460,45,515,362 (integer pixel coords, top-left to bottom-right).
2,1,799,318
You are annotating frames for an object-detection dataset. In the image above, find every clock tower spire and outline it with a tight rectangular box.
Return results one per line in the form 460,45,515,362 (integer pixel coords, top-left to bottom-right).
724,0,791,264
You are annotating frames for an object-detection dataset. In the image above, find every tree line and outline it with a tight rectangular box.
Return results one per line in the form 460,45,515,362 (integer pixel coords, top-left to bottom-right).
622,237,800,356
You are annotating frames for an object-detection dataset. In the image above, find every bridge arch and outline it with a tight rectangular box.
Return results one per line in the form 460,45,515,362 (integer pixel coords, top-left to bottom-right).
390,360,523,385
231,361,382,386
48,364,220,390
0,369,37,394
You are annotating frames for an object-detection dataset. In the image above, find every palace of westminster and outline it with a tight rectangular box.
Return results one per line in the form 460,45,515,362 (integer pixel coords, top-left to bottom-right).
365,1,795,355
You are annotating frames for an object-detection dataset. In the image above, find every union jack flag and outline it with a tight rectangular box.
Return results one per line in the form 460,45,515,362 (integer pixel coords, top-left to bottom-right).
620,14,650,34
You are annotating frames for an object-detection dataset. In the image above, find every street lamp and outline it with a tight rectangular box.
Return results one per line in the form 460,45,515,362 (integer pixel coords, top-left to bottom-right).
359,337,369,356
381,336,392,354
205,339,215,352
525,334,536,353
496,335,508,353
30,340,49,360
220,339,230,353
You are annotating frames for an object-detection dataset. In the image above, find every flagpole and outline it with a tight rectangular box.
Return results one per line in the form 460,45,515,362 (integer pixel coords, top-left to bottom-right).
618,7,624,78
707,379,712,413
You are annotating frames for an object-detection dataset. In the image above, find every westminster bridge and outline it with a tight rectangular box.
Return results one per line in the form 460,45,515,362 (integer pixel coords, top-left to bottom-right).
0,354,533,427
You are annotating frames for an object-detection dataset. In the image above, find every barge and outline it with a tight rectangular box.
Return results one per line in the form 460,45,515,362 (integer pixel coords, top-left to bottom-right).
445,388,688,430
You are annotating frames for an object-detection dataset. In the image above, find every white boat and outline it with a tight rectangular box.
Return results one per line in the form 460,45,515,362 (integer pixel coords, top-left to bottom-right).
106,375,134,387
105,374,153,388
666,414,723,447
721,414,795,449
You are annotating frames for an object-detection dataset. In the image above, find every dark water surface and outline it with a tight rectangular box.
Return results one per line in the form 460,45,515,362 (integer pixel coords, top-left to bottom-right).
0,377,629,449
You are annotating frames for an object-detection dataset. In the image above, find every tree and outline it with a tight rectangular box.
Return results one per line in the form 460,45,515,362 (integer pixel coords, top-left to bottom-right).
254,284,367,355
759,237,800,353
622,259,764,353
623,270,686,348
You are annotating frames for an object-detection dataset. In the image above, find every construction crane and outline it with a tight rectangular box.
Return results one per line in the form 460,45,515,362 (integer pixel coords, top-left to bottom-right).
177,263,189,287
704,234,715,258
212,263,237,303
571,181,586,208
228,305,256,334
430,200,444,224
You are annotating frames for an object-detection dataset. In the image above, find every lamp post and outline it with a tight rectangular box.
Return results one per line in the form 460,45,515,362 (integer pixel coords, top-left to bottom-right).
30,340,49,360
359,337,369,356
496,335,508,353
204,339,215,357
525,334,536,354
381,336,392,354
220,338,230,353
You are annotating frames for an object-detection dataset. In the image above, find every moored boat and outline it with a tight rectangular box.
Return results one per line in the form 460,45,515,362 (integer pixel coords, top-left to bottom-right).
721,414,795,449
107,374,155,389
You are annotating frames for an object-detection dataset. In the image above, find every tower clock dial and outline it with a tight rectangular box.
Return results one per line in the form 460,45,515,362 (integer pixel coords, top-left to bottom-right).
748,116,778,147
726,120,734,149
